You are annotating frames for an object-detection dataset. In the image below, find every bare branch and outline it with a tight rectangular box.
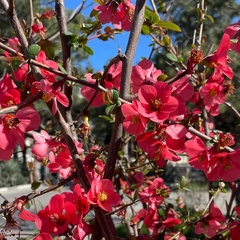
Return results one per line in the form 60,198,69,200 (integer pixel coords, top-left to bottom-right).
104,0,146,180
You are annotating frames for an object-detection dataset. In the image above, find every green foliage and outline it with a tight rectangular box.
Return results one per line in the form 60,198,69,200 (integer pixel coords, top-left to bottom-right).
0,159,27,187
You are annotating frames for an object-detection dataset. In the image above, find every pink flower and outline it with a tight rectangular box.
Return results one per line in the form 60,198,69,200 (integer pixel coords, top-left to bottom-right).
195,204,225,238
121,100,148,136
199,82,226,115
40,79,69,114
131,60,162,94
162,208,181,228
119,0,135,31
207,150,240,182
139,178,169,207
104,60,122,90
32,130,52,160
185,137,210,171
224,20,240,53
81,73,112,107
87,178,121,212
0,107,40,152
95,1,122,29
137,81,178,123
13,50,58,83
36,50,59,83
136,124,186,166
203,33,233,80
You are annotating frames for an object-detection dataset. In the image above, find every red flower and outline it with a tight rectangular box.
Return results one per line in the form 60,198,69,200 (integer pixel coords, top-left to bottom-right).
185,137,210,171
207,150,240,182
229,206,240,239
40,79,69,114
0,107,40,153
87,178,121,212
0,89,21,108
95,1,122,29
41,9,56,20
199,82,226,116
131,60,162,94
62,184,90,219
195,204,225,238
13,50,58,84
224,20,240,53
203,33,233,80
138,81,178,123
35,194,79,235
119,0,135,31
33,233,52,240
121,100,148,136
32,22,46,38
104,60,122,90
81,73,113,107
139,178,169,207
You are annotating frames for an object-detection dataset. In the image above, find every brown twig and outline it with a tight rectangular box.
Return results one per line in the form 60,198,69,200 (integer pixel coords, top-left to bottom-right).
103,0,146,181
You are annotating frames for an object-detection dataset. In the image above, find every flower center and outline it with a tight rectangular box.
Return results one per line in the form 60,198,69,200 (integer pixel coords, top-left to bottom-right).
42,93,53,102
151,98,162,111
131,115,140,124
2,114,19,129
97,191,108,202
49,213,66,226
209,89,217,97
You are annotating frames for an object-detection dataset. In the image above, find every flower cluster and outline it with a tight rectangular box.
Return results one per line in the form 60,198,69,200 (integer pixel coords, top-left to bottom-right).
94,0,135,31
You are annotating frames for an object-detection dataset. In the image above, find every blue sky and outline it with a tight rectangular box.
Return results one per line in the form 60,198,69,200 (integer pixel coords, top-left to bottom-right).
65,0,152,71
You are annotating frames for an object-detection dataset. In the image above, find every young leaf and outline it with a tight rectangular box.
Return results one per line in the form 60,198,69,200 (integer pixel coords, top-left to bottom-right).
31,181,42,190
83,45,94,55
166,53,178,62
141,25,150,35
157,21,181,32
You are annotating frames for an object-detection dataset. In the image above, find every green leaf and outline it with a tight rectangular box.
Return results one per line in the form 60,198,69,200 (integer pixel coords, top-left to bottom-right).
166,53,178,62
116,100,121,107
221,188,227,193
205,14,214,23
149,12,159,24
157,21,181,32
31,181,42,190
90,9,99,18
141,25,150,35
157,74,168,81
144,7,152,19
38,39,55,59
27,44,41,58
82,45,94,55
112,89,119,103
65,31,79,44
196,8,202,20
177,56,184,63
99,115,113,122
105,104,116,115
